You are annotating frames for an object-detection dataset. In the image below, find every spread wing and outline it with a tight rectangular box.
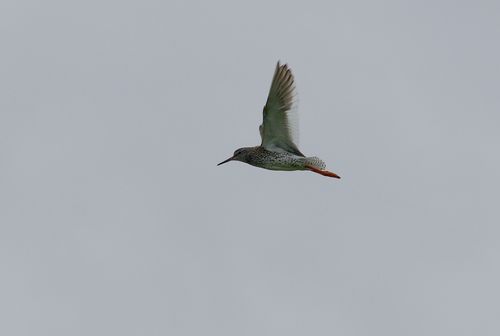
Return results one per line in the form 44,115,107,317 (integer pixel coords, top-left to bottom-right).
259,61,304,157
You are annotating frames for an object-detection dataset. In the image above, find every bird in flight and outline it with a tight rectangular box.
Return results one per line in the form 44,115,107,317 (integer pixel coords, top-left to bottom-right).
218,61,340,179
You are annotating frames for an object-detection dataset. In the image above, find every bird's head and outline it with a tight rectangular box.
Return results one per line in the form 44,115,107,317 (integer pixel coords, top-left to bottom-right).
217,147,252,166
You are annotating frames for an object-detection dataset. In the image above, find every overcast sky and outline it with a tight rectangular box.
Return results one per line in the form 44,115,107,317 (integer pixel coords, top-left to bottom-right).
1,1,499,335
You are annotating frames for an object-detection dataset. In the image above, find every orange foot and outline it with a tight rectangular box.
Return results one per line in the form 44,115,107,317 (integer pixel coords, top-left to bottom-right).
305,165,341,179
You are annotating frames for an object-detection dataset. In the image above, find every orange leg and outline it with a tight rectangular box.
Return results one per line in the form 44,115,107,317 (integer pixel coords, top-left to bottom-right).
305,165,341,179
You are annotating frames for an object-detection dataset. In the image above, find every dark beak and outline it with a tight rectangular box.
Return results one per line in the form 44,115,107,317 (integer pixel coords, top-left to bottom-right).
217,156,234,166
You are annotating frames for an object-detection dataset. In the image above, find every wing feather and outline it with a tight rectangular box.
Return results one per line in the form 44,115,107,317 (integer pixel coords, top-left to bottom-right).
260,62,303,156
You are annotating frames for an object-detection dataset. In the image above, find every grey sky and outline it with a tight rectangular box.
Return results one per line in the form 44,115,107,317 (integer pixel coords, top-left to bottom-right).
1,0,499,335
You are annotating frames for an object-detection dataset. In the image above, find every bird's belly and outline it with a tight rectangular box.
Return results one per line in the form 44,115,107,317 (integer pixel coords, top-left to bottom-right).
260,164,301,171
249,153,305,171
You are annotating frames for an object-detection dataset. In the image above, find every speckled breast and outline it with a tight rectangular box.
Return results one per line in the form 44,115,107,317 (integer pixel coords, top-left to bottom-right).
247,147,305,171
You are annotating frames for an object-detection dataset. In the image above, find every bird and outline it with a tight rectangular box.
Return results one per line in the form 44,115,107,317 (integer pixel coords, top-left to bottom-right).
217,61,340,179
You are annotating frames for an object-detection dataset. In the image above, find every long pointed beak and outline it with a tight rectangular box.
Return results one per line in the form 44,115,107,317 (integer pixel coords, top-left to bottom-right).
217,156,234,166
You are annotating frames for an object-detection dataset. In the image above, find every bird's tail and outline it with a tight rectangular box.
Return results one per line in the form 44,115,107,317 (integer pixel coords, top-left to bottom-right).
304,157,326,170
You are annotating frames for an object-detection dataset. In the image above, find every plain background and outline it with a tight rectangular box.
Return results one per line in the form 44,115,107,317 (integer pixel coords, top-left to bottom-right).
1,1,499,335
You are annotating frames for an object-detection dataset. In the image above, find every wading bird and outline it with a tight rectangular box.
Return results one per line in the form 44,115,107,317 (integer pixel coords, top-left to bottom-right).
218,62,340,179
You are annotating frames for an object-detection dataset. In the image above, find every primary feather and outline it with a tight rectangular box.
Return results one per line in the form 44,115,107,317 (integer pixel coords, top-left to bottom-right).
260,62,304,157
